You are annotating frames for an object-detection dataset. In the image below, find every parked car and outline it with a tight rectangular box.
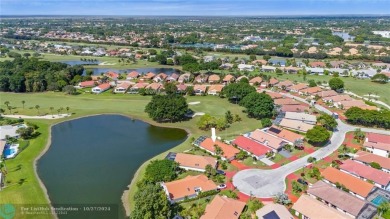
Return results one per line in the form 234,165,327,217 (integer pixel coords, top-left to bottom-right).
217,184,227,189
333,160,343,165
216,170,226,175
297,178,308,185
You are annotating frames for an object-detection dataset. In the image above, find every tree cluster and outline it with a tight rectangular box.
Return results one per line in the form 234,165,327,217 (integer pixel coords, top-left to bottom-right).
145,94,189,122
345,107,390,129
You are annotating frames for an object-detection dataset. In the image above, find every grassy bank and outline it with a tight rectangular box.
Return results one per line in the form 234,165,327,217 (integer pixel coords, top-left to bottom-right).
0,92,262,217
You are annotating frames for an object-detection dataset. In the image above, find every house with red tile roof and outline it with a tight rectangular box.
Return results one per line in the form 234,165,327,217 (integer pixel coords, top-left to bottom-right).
166,73,179,82
289,83,308,93
275,80,294,90
91,83,111,94
126,71,139,80
153,73,168,83
264,91,283,99
222,74,235,84
173,153,217,172
364,133,390,158
114,82,131,93
178,73,191,83
269,78,279,86
198,137,239,161
309,61,326,68
236,75,249,82
232,136,271,159
194,74,209,84
248,76,262,86
249,129,286,151
200,195,246,219
266,126,304,146
146,83,162,92
176,84,187,94
314,89,338,98
194,85,208,95
278,119,314,133
339,159,390,190
105,71,119,80
207,84,224,96
321,167,375,200
128,82,148,94
252,59,268,65
79,80,96,88
323,95,352,104
161,175,217,203
353,151,390,173
279,104,310,113
141,72,156,81
335,99,366,109
299,86,323,96
274,98,301,106
208,74,221,84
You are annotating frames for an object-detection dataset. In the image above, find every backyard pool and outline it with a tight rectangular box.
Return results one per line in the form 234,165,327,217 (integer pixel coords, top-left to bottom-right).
371,195,387,206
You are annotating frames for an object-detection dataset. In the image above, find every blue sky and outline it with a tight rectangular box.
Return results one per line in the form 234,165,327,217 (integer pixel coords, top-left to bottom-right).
1,0,390,16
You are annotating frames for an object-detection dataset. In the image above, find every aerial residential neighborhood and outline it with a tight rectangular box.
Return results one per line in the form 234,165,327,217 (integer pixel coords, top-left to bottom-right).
1,1,390,218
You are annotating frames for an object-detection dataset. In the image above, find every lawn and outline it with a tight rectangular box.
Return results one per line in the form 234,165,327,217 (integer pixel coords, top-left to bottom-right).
0,91,263,217
242,157,270,169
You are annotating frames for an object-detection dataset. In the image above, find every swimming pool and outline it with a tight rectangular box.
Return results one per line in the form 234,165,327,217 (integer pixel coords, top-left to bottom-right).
371,195,387,206
4,148,16,158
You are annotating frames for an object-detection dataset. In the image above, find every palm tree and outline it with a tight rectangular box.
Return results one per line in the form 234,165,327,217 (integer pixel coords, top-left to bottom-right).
0,108,4,115
4,101,10,108
7,106,12,114
66,107,70,114
49,107,54,117
57,109,61,115
377,201,390,216
21,100,25,109
35,105,40,115
0,158,7,175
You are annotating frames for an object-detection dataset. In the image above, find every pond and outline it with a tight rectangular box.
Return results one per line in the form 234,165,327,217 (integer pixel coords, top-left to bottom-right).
61,60,101,66
37,115,187,219
83,67,182,76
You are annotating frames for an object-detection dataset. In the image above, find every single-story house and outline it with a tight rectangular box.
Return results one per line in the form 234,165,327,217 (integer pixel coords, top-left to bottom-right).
208,74,221,84
222,74,235,84
268,59,286,67
161,175,217,203
166,73,179,82
146,83,162,92
284,112,317,125
207,84,224,96
335,99,366,109
364,133,390,158
323,95,353,104
274,98,301,106
353,151,390,173
232,136,271,160
265,126,304,146
307,180,376,219
330,61,348,68
79,80,96,88
173,153,217,172
194,85,207,95
279,104,310,113
126,71,139,80
293,195,351,219
351,69,377,79
200,195,246,219
194,74,209,84
105,71,119,80
248,129,286,152
197,137,239,161
282,66,300,74
289,83,308,93
249,77,262,86
128,83,148,94
114,82,131,93
252,59,267,66
264,91,283,99
178,73,191,83
256,204,294,219
275,80,293,90
309,61,326,68
278,119,314,133
339,160,390,191
306,67,325,75
153,73,168,83
0,124,27,140
220,63,234,70
141,72,156,81
299,86,323,96
261,65,276,72
314,90,338,98
176,84,188,94
238,64,255,71
236,75,249,82
321,167,375,200
91,83,111,94
269,78,279,86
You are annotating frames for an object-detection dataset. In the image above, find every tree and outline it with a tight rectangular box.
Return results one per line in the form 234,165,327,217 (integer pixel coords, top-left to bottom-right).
371,74,389,84
4,101,10,108
163,82,177,95
308,79,317,87
275,193,291,205
292,180,304,193
263,55,271,61
240,92,274,119
317,113,337,130
214,144,223,156
306,126,331,144
130,184,172,219
144,159,178,184
261,118,272,127
182,63,200,73
49,107,54,116
353,128,365,142
7,106,12,114
225,110,233,124
16,127,34,139
66,107,70,113
308,167,321,179
329,78,344,91
235,150,248,160
222,82,256,103
21,100,25,109
377,201,390,217
145,95,188,122
63,85,77,95
370,162,381,169
205,164,217,178
247,198,263,213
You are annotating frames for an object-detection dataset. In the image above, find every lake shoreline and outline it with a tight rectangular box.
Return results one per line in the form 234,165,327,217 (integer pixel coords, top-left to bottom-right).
34,113,190,218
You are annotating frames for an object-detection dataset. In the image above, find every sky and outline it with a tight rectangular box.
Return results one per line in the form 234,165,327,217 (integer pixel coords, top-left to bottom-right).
1,0,390,16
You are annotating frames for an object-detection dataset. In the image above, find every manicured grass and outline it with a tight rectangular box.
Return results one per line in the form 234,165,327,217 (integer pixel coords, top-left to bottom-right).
0,92,263,216
242,157,270,169
0,121,52,219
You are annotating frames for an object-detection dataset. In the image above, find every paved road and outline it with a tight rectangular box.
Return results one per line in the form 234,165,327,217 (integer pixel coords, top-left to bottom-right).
232,92,390,198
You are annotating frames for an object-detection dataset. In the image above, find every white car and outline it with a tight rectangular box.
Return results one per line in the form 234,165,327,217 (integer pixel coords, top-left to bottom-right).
217,184,227,189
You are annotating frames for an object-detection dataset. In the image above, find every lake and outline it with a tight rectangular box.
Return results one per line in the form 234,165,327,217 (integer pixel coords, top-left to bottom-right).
61,60,101,65
83,67,182,76
37,115,187,219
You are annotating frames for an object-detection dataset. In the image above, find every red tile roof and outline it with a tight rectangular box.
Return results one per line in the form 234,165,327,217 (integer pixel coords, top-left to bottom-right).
79,80,96,87
367,133,390,144
127,71,139,78
232,136,271,156
274,98,301,106
354,151,390,170
340,159,390,186
201,195,246,219
280,104,310,113
199,138,240,160
96,83,111,90
105,71,119,78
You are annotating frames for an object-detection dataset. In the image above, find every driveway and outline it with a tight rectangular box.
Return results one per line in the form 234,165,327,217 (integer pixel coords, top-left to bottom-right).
232,92,390,198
